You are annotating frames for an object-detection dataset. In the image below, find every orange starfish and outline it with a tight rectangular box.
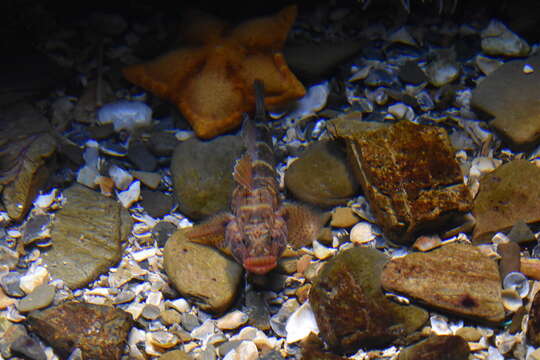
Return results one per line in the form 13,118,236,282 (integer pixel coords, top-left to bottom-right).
123,5,306,139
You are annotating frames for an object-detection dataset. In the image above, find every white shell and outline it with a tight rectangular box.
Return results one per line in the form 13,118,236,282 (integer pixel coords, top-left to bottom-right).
223,340,259,360
501,288,522,312
216,310,249,330
191,319,218,343
430,314,452,335
285,301,319,343
117,180,140,208
109,164,133,190
274,82,330,124
19,266,50,294
34,189,58,209
503,272,530,298
312,240,336,260
97,100,153,132
349,222,377,244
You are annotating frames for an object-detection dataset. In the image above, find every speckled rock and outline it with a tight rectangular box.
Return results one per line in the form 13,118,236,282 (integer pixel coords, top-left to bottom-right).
164,229,243,314
398,335,470,360
309,246,428,354
285,140,360,208
527,289,540,346
329,119,472,244
381,243,504,323
472,55,540,150
27,302,134,360
473,159,540,242
42,184,132,289
171,135,243,220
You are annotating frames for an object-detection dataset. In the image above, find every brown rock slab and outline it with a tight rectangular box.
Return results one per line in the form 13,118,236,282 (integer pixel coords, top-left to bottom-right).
471,55,540,150
527,289,540,346
27,301,134,360
329,119,472,244
42,184,132,289
309,246,428,354
398,335,470,360
285,140,360,208
473,159,540,242
381,243,504,323
171,135,243,220
164,229,243,314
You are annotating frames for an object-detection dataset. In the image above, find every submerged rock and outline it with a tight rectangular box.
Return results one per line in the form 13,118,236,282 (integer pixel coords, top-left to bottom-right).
398,335,470,360
27,301,134,360
527,290,540,347
329,119,472,244
163,229,243,314
42,184,132,289
285,140,360,208
473,159,540,242
381,243,504,323
171,135,243,220
309,246,428,354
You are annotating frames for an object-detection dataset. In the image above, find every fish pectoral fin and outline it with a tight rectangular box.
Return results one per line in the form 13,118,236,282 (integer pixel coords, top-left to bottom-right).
184,212,233,252
281,203,329,249
233,153,253,189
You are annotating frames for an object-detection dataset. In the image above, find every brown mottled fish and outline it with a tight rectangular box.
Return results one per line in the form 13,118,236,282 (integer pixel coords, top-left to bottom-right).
185,79,323,274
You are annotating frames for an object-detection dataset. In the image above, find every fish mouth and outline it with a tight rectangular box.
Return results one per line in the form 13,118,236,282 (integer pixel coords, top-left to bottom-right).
243,255,277,275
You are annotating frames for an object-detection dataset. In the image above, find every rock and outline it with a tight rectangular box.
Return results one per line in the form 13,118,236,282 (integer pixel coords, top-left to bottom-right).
527,290,540,346
152,221,177,248
507,220,535,244
149,131,179,156
0,272,25,297
0,246,18,270
0,103,57,221
245,289,271,331
497,242,520,280
171,135,243,220
329,120,472,244
285,140,359,208
131,170,162,189
10,334,47,360
481,20,530,57
309,246,428,354
21,214,51,245
454,327,482,342
159,350,193,360
0,322,27,359
425,50,461,87
473,160,540,242
471,55,540,149
300,333,348,360
381,243,504,323
163,229,243,314
127,140,158,171
27,302,134,360
141,189,174,218
16,283,55,313
398,335,470,360
160,309,182,326
73,80,113,124
42,184,132,289
398,60,428,85
330,207,359,228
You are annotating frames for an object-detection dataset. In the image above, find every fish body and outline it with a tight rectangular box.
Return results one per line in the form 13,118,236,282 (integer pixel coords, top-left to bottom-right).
186,80,323,275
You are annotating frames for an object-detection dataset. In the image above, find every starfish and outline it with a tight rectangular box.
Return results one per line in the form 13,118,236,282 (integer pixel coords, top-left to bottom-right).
123,5,306,139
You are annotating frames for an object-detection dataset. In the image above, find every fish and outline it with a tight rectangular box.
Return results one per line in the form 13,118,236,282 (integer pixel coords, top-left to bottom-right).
185,79,324,275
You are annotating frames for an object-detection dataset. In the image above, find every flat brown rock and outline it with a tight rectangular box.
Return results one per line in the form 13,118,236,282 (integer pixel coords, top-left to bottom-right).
381,243,504,323
329,120,472,244
473,159,540,242
472,55,540,150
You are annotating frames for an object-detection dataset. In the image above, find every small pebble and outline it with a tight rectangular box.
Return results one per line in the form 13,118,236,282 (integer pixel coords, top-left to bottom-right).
455,326,482,342
161,309,182,326
142,304,161,320
497,242,521,279
17,283,55,313
148,331,178,350
217,310,249,330
19,266,50,294
349,222,377,244
0,272,25,297
330,207,359,228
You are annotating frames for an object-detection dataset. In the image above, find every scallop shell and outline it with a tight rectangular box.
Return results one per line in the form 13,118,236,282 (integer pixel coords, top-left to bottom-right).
503,272,530,298
285,301,319,343
501,288,522,312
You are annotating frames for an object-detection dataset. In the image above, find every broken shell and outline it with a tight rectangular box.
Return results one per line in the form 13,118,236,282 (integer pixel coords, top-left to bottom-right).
223,340,258,360
503,272,529,298
109,164,133,190
216,310,249,330
501,288,522,312
387,103,415,121
33,189,58,209
147,331,178,350
349,222,377,244
97,100,152,132
412,235,443,251
285,301,319,343
312,240,336,260
117,180,140,208
430,314,451,335
279,81,330,125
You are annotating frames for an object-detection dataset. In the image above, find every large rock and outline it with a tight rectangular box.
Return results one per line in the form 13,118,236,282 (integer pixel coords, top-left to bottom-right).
329,119,472,244
164,229,243,314
27,302,134,360
42,184,132,289
398,335,470,360
309,246,428,354
381,243,504,323
472,55,540,150
171,135,243,220
285,140,360,208
473,159,540,242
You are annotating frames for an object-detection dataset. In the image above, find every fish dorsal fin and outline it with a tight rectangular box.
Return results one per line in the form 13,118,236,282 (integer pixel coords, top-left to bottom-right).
233,153,253,189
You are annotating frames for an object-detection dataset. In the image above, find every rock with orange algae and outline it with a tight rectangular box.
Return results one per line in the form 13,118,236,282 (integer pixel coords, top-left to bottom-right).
123,6,305,139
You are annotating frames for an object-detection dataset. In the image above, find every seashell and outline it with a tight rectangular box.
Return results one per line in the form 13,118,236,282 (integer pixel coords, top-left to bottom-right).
132,248,157,262
415,91,435,112
279,81,330,125
97,100,152,132
19,266,50,294
270,299,299,338
216,310,249,330
503,272,529,298
34,189,58,209
494,331,519,355
147,331,178,350
388,26,418,47
523,64,534,74
412,235,442,251
223,340,259,360
501,288,522,312
146,290,163,307
349,222,377,244
430,314,452,335
285,301,319,343
125,302,145,320
108,164,133,191
481,20,530,57
117,180,140,208
469,157,501,178
191,319,217,343
475,55,504,76
387,102,415,121
77,165,100,189
166,298,190,313
312,240,336,260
